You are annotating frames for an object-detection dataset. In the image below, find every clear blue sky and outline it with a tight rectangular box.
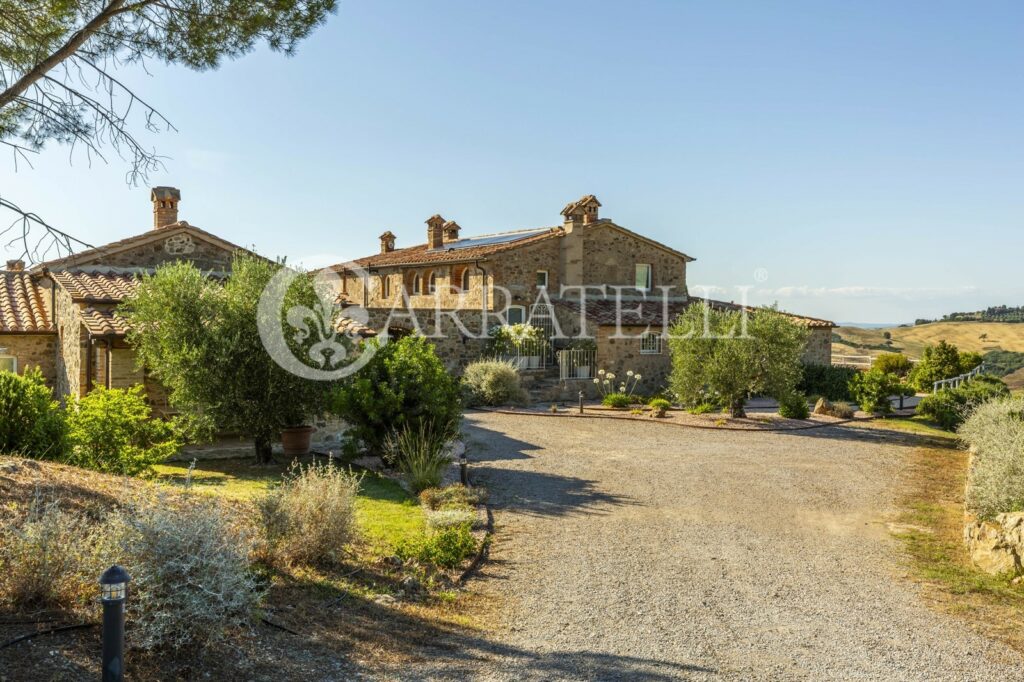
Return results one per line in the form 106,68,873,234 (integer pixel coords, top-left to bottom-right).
4,0,1022,323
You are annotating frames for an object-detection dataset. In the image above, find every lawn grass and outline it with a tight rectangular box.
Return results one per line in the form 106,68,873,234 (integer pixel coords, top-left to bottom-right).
891,437,1024,650
152,457,425,554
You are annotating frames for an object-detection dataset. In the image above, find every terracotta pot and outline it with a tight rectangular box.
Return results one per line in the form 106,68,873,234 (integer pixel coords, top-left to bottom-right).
281,425,314,457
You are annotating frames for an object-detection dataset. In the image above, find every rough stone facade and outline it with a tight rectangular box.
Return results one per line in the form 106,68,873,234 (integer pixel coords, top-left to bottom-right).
965,512,1024,576
0,334,57,384
803,327,832,366
594,325,673,394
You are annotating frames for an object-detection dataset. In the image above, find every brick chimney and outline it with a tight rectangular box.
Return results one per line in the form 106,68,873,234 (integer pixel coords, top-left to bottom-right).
442,220,461,244
5,259,24,271
379,231,396,254
426,214,445,250
151,186,181,229
560,194,601,230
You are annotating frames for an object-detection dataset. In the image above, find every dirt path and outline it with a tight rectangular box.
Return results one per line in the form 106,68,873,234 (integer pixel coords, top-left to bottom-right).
408,412,1024,681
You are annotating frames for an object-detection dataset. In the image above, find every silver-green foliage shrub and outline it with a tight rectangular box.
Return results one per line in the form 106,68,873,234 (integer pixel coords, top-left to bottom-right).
113,495,261,651
960,398,1024,519
461,360,526,406
258,461,361,567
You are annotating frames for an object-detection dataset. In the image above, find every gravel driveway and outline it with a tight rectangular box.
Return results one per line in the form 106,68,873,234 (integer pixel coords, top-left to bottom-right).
407,412,1024,681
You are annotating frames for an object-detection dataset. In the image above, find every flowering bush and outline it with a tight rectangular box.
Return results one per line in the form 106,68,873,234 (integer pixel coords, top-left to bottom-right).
592,368,642,399
489,324,545,356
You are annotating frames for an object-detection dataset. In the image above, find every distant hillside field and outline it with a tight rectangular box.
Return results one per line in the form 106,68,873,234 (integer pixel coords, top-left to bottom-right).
833,322,1024,361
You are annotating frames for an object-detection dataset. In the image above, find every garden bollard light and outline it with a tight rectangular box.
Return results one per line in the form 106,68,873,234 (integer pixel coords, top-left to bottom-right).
459,456,469,485
579,391,584,414
100,565,130,682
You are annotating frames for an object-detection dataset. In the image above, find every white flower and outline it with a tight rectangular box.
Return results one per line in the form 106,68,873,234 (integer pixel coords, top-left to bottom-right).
607,373,616,380
635,374,642,381
598,369,606,376
627,370,634,377
593,378,600,384
603,379,611,385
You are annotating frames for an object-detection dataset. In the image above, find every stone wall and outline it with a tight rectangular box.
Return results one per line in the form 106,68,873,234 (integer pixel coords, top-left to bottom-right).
53,285,82,400
964,512,1024,576
594,326,672,394
73,231,235,271
0,334,57,385
802,327,832,366
579,223,687,293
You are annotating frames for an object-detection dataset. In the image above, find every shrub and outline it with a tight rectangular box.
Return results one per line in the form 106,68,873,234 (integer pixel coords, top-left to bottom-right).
688,402,717,415
65,386,179,475
419,484,486,511
849,369,903,414
777,393,810,419
426,508,478,530
0,368,69,460
461,359,527,406
113,495,261,651
797,363,857,402
258,461,361,567
872,353,913,377
908,340,983,392
333,336,462,453
385,420,457,494
648,398,671,417
602,393,632,409
960,398,1024,519
398,525,477,569
917,375,1010,431
0,496,112,613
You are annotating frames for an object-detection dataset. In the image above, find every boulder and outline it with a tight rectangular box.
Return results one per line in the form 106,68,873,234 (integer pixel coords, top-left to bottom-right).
813,398,832,415
964,512,1024,575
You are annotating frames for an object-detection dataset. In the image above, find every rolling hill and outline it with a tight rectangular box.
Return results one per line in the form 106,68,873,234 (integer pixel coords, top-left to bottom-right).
833,321,1024,362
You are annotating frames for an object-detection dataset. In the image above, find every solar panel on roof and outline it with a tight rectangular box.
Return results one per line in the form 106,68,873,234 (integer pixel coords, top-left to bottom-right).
441,228,549,251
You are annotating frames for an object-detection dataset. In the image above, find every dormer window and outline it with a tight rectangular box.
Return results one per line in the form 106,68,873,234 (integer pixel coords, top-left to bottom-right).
635,264,652,292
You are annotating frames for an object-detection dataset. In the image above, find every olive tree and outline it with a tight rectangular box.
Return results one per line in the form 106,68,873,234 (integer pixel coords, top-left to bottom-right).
122,254,339,463
668,302,808,418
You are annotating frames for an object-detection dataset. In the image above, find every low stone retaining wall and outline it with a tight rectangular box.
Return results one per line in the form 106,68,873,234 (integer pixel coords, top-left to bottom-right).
964,512,1024,576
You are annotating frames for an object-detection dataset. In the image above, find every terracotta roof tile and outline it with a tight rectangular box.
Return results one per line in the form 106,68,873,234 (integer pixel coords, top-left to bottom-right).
0,272,53,333
51,270,140,302
341,227,562,269
333,314,377,337
80,307,131,336
556,298,834,329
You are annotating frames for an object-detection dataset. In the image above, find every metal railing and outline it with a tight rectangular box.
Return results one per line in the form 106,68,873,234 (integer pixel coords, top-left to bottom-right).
832,354,873,368
558,349,596,381
497,337,550,371
933,363,985,393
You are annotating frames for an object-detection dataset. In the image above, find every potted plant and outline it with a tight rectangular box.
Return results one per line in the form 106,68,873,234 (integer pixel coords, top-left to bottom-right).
281,424,315,456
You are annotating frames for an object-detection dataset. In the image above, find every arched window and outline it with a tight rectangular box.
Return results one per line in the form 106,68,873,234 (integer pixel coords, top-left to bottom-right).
381,275,391,299
413,274,422,295
461,268,470,292
428,272,437,295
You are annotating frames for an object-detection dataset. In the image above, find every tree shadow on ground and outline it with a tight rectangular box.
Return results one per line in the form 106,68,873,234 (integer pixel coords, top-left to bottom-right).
461,422,632,518
770,421,956,450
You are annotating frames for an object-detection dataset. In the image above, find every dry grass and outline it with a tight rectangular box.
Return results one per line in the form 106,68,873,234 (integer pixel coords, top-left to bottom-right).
0,455,486,680
891,440,1024,652
836,321,1024,361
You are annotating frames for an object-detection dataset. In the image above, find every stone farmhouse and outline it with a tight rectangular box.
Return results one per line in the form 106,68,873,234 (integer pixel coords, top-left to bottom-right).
335,194,834,394
0,188,252,408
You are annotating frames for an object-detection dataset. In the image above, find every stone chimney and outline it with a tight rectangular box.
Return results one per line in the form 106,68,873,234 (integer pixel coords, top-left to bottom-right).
5,259,25,272
380,231,396,254
442,220,461,244
426,214,445,250
560,194,601,230
151,186,181,229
